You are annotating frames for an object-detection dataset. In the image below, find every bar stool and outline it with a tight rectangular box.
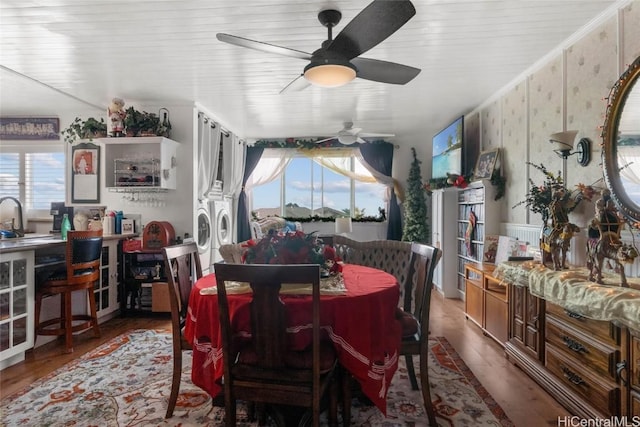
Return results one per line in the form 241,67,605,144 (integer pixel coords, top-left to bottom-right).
34,229,103,353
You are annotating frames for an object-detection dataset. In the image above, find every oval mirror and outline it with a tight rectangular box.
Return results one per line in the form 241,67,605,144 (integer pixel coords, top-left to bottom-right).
602,55,640,225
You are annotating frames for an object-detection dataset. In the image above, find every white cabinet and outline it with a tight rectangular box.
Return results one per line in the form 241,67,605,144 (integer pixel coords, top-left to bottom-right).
0,251,34,370
456,180,500,292
431,188,459,298
102,137,179,190
96,239,120,318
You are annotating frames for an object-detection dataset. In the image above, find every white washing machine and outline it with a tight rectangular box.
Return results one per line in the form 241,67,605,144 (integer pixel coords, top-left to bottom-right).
211,197,233,263
196,200,213,274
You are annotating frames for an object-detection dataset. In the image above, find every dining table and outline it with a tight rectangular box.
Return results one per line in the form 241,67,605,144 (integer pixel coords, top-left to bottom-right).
184,263,402,415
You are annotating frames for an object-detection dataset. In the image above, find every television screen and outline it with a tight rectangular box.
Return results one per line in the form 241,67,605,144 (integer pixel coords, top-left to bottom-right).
432,116,463,179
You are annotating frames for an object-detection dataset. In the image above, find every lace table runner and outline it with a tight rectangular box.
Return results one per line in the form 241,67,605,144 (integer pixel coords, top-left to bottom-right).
200,273,347,296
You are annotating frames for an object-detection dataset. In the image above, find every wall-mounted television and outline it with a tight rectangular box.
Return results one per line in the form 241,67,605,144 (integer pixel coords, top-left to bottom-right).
432,116,463,179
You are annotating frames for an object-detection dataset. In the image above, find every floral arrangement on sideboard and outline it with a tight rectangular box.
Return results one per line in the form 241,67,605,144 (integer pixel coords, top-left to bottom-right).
512,162,597,224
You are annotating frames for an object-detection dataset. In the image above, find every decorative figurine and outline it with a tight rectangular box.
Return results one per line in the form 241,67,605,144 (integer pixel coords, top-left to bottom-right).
540,186,579,270
108,97,126,137
586,189,638,287
153,263,162,280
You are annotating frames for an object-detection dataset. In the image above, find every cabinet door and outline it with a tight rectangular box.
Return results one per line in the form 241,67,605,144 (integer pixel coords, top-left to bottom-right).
509,284,544,361
97,240,119,317
0,251,34,369
465,280,483,328
632,333,640,415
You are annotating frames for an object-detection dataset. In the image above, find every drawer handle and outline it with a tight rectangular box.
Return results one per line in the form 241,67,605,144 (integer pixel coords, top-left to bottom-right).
561,335,588,354
564,309,585,320
616,360,628,386
561,366,586,386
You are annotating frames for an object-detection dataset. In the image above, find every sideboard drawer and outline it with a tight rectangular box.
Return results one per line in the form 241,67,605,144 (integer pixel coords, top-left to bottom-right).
632,334,640,394
632,391,640,418
546,316,619,380
546,345,620,417
546,302,619,346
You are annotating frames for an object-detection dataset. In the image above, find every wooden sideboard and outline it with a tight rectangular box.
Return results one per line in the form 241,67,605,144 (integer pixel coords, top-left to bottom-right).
498,262,640,419
464,263,508,346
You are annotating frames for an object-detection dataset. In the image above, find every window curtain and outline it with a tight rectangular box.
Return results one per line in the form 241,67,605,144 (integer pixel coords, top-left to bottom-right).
197,113,221,200
247,148,294,188
237,146,264,242
224,134,246,242
299,147,378,182
358,142,403,240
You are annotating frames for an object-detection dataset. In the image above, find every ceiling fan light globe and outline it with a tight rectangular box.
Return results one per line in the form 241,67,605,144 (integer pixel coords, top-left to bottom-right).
303,63,356,88
338,134,358,145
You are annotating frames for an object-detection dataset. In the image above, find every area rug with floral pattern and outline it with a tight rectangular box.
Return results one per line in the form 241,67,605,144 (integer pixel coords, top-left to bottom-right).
0,329,513,426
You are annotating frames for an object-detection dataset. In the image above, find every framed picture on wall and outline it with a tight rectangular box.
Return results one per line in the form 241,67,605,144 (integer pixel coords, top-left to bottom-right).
473,148,500,180
71,142,100,203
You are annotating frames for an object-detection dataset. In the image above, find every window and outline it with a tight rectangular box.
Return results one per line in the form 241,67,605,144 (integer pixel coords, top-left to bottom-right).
0,143,65,216
251,151,387,220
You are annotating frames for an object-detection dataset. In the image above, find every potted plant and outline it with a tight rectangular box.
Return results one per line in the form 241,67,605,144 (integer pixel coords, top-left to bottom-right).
124,106,143,137
138,111,161,136
61,117,108,143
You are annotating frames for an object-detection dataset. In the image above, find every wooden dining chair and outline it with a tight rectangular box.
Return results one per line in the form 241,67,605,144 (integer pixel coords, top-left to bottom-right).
34,229,103,353
397,242,441,425
162,242,202,418
213,262,340,427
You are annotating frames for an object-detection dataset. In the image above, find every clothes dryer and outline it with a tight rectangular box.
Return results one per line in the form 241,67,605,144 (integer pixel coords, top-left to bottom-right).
196,200,212,274
211,197,232,262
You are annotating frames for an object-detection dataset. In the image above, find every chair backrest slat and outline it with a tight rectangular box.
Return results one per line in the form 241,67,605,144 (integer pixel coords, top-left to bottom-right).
163,243,202,328
214,262,321,371
405,243,441,331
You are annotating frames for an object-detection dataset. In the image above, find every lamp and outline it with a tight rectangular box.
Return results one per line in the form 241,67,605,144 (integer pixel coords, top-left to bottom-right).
549,131,591,182
303,58,357,88
337,134,358,145
335,217,353,235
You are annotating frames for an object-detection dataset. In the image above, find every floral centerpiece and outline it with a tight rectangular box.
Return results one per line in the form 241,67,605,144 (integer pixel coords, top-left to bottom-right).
242,230,342,276
513,162,597,224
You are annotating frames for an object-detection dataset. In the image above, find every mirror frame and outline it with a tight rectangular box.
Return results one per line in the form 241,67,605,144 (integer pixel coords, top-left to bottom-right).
602,55,640,225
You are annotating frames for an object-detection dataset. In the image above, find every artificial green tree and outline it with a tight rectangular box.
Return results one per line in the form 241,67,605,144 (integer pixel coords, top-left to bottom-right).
402,147,429,243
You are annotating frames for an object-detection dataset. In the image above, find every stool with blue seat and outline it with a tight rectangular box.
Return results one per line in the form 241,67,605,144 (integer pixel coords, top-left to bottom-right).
34,229,103,353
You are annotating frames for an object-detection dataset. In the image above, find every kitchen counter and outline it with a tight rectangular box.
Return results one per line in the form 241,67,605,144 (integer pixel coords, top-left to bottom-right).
0,233,137,253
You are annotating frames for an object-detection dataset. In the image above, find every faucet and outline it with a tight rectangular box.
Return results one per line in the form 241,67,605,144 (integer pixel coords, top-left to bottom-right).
0,196,25,237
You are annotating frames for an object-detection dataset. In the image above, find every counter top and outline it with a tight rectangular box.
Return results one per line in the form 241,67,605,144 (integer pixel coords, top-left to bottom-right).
0,233,137,254
494,261,640,331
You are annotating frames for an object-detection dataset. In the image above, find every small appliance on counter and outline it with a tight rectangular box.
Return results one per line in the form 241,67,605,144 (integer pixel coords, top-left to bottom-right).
143,221,175,250
50,202,73,233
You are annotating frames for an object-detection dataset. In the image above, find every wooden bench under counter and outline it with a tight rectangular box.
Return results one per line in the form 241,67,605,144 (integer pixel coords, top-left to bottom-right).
494,261,640,420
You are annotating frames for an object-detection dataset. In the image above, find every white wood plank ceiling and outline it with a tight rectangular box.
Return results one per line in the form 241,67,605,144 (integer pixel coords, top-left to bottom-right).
0,0,624,143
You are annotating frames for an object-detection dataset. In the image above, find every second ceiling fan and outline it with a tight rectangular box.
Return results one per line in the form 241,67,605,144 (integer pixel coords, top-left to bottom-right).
216,0,421,93
316,122,395,145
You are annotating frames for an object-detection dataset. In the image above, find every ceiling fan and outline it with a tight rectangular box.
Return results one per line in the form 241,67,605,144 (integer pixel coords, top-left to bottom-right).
316,122,395,145
216,0,420,93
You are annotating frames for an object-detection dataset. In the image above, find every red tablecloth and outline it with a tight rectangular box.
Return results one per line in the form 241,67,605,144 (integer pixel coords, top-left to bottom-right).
184,263,402,414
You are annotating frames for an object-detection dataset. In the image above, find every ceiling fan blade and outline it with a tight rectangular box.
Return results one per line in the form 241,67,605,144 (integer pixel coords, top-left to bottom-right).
359,132,395,138
315,137,335,144
280,75,311,94
352,57,420,84
328,0,416,60
216,33,312,60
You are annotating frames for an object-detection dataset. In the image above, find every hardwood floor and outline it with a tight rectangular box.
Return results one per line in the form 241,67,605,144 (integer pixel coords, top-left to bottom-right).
0,295,567,426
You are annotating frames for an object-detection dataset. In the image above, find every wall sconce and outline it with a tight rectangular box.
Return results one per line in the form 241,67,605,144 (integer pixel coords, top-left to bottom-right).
335,217,353,235
549,131,591,183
